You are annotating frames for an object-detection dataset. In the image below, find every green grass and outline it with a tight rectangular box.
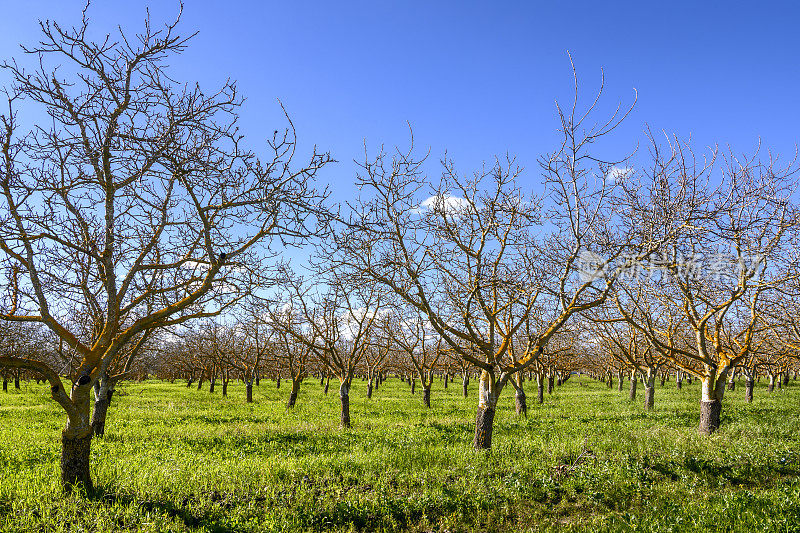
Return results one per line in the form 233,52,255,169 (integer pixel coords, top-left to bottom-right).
1,376,798,532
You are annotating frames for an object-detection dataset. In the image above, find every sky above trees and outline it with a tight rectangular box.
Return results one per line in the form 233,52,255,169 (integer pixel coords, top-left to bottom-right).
2,1,798,204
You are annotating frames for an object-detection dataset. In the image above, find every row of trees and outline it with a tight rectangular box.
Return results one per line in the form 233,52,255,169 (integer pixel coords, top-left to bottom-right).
7,314,793,415
1,9,799,491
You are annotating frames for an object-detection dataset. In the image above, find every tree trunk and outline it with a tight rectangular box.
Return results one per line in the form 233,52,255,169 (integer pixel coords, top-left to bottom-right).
644,384,655,410
629,370,638,401
366,378,373,399
643,368,656,410
91,375,114,438
444,374,448,388
14,373,20,389
222,379,228,397
699,399,722,434
2,378,6,392
473,371,501,449
276,376,281,389
324,376,330,395
676,372,682,390
209,378,215,393
462,373,469,397
423,386,431,408
768,374,775,393
536,374,544,404
617,370,624,392
287,379,300,408
197,378,203,390
246,381,253,403
62,380,94,491
745,379,754,403
698,372,726,435
473,406,495,449
411,378,416,394
61,431,93,492
547,374,554,394
726,372,736,391
339,381,351,428
782,372,790,387
515,388,527,417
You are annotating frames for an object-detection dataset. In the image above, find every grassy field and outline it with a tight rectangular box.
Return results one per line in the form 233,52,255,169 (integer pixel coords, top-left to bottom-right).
0,375,798,532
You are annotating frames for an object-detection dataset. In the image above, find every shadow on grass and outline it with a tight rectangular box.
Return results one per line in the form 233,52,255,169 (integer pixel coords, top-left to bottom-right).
91,487,237,533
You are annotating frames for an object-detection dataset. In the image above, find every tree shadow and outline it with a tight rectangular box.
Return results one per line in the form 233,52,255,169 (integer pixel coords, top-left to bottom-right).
90,487,237,533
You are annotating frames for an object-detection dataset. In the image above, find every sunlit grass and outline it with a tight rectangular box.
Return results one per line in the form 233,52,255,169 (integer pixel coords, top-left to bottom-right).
1,375,798,532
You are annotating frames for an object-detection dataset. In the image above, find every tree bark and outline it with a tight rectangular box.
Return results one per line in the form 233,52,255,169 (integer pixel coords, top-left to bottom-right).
629,370,638,401
644,385,655,410
246,380,253,403
515,389,527,417
547,374,554,394
643,369,656,410
726,372,736,391
366,378,373,399
768,374,775,393
698,373,726,434
422,386,431,408
699,399,722,434
62,380,94,491
462,373,469,397
617,370,624,392
676,372,682,390
287,379,300,409
222,379,228,397
536,374,544,404
745,379,754,403
61,431,93,492
473,371,500,449
324,376,330,395
91,375,114,438
444,374,448,388
14,374,20,389
474,406,495,449
339,381,351,428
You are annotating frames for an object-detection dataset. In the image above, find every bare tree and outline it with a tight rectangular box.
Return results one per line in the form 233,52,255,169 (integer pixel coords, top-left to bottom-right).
267,305,313,409
0,8,330,490
333,66,666,449
273,271,384,428
383,309,442,408
612,133,798,433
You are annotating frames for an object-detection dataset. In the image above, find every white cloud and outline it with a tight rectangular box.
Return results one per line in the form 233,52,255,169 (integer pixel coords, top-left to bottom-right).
415,194,471,216
182,260,209,270
605,166,633,183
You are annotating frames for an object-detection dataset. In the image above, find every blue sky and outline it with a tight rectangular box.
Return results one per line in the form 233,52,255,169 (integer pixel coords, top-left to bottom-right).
2,1,799,202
